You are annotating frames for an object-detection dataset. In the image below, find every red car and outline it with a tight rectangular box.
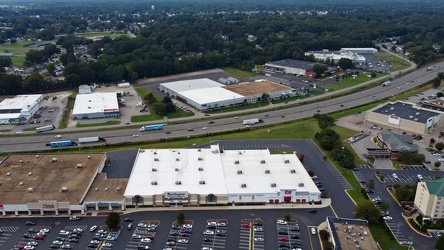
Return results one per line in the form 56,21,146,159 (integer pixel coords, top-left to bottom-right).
278,237,289,242
33,235,44,240
242,223,251,228
14,245,25,249
48,109,55,112
179,233,190,237
281,115,286,118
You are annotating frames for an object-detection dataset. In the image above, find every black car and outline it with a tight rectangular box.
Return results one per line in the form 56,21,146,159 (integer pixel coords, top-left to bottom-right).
308,209,317,213
137,246,150,250
49,245,60,249
68,238,79,243
278,230,288,235
23,233,33,238
203,238,213,242
124,218,134,222
187,129,194,132
166,241,176,246
289,234,301,239
25,221,36,225
254,222,263,226
88,243,99,248
171,225,181,230
208,121,214,124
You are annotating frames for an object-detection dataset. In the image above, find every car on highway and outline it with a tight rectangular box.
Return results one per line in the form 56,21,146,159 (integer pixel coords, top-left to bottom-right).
16,130,23,134
202,127,208,130
208,121,214,124
55,135,62,139
281,115,286,118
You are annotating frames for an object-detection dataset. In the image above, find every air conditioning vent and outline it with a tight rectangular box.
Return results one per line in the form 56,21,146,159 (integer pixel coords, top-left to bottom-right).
235,160,239,164
265,170,270,174
198,149,201,152
154,158,159,161
152,168,157,172
175,181,182,185
198,167,204,171
175,168,179,171
76,164,83,168
19,182,24,186
237,170,243,174
154,152,157,154
27,187,35,193
271,183,276,187
198,157,203,161
284,160,290,164
290,169,296,173
60,187,68,192
199,180,205,184
116,187,121,191
299,183,304,187
260,160,266,164
151,181,157,185
241,184,247,188
176,158,180,161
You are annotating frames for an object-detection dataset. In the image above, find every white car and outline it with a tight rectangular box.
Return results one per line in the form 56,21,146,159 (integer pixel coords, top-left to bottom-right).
203,230,215,235
55,135,62,139
132,134,139,138
27,242,38,246
311,228,317,235
178,238,189,244
140,238,151,243
234,116,239,119
90,225,97,232
437,231,442,237
103,243,113,247
392,173,398,178
417,174,424,180
16,131,23,134
138,223,147,227
53,240,63,245
202,127,208,130
277,220,287,225
254,237,264,242
383,216,393,221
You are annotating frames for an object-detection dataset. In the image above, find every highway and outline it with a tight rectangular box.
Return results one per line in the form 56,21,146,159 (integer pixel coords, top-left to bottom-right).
1,62,443,153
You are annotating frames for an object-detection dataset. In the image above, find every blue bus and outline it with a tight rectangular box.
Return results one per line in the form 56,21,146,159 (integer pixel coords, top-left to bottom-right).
139,124,164,131
46,140,78,147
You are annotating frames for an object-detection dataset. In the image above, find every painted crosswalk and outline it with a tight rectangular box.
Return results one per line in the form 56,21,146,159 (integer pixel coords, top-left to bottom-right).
324,161,352,189
0,226,19,232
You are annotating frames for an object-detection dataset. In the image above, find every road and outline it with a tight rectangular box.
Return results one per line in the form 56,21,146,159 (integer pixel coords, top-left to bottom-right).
0,62,443,153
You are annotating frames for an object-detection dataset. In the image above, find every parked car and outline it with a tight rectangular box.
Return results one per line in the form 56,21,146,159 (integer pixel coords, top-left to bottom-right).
308,209,317,213
25,221,36,225
90,225,97,232
311,228,317,235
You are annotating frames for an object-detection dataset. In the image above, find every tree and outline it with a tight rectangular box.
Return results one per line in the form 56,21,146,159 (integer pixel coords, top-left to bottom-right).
153,103,167,116
46,63,55,75
284,214,291,222
367,156,375,165
177,212,185,225
395,185,414,202
338,58,353,70
162,96,173,104
313,64,328,78
435,235,444,250
105,212,120,230
0,56,12,67
354,200,381,224
25,50,44,64
145,93,157,105
435,161,441,168
436,142,444,151
380,201,390,211
433,77,441,88
431,138,436,145
367,179,375,190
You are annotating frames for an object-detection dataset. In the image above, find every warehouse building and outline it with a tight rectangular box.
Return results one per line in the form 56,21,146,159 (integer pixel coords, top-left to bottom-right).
72,92,120,120
366,101,442,135
339,48,377,54
78,85,92,94
0,94,42,124
414,178,444,223
159,78,294,110
123,145,321,207
0,153,111,216
304,50,366,64
263,59,316,77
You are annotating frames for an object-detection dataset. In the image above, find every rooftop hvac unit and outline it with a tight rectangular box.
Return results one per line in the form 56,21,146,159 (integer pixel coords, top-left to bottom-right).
198,149,201,152
28,172,32,176
237,170,243,174
175,181,182,185
88,156,91,159
6,172,11,176
199,180,206,185
104,188,108,191
175,168,179,171
241,184,247,188
151,181,157,185
35,155,39,158
76,164,83,168
117,187,121,191
198,157,203,161
60,187,68,192
416,112,420,115
299,183,304,187
154,158,159,161
19,160,23,164
176,158,180,161
290,169,296,173
19,182,24,186
271,183,276,187
152,168,157,172
265,170,270,174
260,160,266,164
51,158,58,162
95,188,99,191
198,167,204,171
235,160,239,164
154,152,157,154
27,187,35,193
284,160,290,164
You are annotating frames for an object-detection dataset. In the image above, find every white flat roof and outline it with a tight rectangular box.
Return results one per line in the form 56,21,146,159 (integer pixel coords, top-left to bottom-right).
124,146,319,197
0,113,22,120
161,78,224,93
179,87,244,105
0,95,42,110
72,92,119,115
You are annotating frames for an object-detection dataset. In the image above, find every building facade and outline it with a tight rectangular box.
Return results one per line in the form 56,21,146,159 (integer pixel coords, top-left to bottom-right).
414,179,444,223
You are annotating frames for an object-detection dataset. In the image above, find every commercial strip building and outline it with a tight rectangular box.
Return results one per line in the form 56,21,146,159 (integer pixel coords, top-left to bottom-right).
414,178,444,223
263,59,316,77
0,94,42,124
159,78,294,110
123,145,321,207
366,130,419,160
0,145,320,215
72,92,120,120
304,50,366,64
325,217,379,250
339,48,378,54
366,101,443,135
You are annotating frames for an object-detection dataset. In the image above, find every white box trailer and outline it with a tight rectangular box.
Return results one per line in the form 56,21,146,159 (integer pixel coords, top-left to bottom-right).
243,118,263,125
78,137,106,144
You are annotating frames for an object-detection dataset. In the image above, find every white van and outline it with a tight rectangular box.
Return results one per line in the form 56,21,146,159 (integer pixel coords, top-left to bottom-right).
54,135,62,139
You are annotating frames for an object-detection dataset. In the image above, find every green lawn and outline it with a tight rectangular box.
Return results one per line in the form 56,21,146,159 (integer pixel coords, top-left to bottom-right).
375,55,411,72
75,32,128,39
76,120,120,128
221,67,259,78
59,92,76,129
205,102,270,114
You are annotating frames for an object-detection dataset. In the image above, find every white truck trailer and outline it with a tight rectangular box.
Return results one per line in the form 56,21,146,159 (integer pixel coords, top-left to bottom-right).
243,118,263,125
78,137,106,144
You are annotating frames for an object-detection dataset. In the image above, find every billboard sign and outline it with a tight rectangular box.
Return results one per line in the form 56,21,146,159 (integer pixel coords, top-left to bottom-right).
388,115,400,125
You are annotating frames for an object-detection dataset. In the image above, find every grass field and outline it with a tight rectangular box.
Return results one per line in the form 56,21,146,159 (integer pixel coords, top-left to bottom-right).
221,67,259,78
76,120,120,128
375,55,411,72
323,73,385,91
75,32,128,39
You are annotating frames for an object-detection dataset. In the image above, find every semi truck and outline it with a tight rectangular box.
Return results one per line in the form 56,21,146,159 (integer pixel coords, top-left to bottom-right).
46,140,78,147
140,124,163,132
243,118,264,125
78,137,106,144
36,124,56,133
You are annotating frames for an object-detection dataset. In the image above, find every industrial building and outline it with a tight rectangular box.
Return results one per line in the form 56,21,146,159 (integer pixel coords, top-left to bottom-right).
326,217,378,250
414,178,444,223
366,130,419,160
123,145,321,207
0,153,114,216
0,94,42,124
78,85,92,94
263,59,316,77
366,101,443,135
304,50,366,64
159,78,294,110
339,48,378,54
72,92,120,120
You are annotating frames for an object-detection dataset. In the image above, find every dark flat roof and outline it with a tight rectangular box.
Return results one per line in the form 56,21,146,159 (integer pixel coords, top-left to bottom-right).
266,59,315,69
373,102,441,124
421,103,444,112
